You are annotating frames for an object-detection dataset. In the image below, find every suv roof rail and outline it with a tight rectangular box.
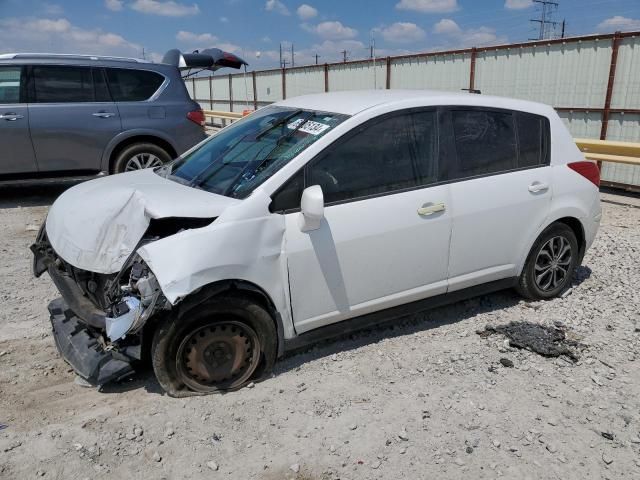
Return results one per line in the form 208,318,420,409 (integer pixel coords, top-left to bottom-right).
0,53,151,63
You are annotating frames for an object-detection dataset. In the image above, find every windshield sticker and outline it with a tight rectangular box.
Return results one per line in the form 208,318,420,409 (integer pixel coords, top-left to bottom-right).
287,119,330,136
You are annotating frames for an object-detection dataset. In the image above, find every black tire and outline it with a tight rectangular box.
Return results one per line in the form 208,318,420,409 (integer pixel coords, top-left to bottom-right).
151,295,277,397
112,142,172,174
516,222,579,300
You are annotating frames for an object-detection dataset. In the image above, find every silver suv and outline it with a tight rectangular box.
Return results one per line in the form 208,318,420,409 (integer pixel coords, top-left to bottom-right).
0,53,208,177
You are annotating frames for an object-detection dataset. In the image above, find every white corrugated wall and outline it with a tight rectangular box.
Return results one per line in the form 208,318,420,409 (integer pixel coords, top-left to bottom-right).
287,67,325,97
187,34,640,187
391,53,471,91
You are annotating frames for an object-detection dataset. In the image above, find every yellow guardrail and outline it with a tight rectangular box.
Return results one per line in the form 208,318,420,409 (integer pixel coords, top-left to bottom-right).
575,138,640,166
203,110,244,122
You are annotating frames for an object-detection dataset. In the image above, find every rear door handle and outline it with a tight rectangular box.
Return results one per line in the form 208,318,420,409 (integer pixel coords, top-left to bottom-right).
0,113,24,121
92,112,116,118
418,202,446,216
528,182,549,193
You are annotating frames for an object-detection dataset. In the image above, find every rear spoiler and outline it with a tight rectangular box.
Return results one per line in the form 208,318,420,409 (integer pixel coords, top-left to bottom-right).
162,48,248,71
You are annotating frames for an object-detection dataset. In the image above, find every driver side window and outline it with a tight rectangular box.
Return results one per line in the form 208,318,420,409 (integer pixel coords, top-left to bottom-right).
308,110,437,204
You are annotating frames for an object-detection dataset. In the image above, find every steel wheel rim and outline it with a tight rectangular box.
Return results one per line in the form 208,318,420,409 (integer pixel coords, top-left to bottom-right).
534,235,572,292
125,153,163,171
176,321,260,392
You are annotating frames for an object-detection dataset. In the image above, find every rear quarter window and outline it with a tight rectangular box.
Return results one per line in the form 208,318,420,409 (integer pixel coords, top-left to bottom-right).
516,112,550,168
105,68,164,102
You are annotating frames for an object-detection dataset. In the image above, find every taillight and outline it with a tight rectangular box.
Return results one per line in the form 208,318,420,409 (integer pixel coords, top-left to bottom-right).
568,161,600,187
187,109,206,127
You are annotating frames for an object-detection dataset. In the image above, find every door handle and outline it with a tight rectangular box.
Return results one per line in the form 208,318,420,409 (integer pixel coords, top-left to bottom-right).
528,182,549,193
0,113,24,121
418,202,446,216
92,112,116,118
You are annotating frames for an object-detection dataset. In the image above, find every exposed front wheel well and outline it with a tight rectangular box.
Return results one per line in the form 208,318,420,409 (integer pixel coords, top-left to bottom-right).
109,136,177,174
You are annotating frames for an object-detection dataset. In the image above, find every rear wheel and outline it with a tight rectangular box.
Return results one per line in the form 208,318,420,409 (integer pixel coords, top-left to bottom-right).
517,223,579,300
151,295,277,397
112,143,172,174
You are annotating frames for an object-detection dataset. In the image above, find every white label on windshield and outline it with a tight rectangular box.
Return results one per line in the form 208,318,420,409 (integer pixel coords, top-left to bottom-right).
287,119,330,136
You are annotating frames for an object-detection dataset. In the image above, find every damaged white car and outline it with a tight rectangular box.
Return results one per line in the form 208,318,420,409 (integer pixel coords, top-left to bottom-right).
32,90,601,396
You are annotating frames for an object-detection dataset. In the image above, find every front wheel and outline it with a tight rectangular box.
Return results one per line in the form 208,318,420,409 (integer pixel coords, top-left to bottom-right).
516,223,579,300
151,295,277,397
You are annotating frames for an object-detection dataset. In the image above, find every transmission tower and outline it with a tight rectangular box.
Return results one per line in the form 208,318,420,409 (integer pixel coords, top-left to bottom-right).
530,0,560,40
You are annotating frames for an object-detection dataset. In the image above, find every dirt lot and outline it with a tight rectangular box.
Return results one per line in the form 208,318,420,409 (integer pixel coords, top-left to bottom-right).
0,184,639,480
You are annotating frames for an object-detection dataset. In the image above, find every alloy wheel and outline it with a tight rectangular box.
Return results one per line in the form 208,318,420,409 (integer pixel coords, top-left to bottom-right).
534,236,572,292
125,153,164,171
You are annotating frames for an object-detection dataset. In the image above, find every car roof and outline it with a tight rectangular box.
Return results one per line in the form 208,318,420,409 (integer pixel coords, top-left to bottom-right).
0,53,175,72
275,89,556,118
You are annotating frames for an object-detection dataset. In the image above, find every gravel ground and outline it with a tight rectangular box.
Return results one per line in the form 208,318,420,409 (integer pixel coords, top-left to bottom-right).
0,185,639,480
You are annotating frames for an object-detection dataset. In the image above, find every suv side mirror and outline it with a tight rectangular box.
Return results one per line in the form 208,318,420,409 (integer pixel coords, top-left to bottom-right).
299,185,324,231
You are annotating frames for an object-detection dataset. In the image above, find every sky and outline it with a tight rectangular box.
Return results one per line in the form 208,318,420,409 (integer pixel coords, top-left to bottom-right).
1,0,640,69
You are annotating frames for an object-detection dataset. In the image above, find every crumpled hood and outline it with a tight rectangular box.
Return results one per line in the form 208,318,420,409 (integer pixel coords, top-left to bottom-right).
46,169,240,274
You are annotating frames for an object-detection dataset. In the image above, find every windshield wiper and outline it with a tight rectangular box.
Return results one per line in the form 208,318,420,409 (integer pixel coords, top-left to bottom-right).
255,109,303,141
185,110,303,188
222,112,315,197
185,128,261,188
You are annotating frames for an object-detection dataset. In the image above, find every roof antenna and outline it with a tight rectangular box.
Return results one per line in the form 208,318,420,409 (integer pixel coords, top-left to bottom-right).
461,88,482,94
243,62,250,110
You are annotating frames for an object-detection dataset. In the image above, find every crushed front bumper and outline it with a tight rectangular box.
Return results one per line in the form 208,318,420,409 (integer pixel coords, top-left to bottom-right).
48,298,138,386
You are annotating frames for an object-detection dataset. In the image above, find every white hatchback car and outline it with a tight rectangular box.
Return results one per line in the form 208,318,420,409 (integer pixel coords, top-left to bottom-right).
32,90,601,396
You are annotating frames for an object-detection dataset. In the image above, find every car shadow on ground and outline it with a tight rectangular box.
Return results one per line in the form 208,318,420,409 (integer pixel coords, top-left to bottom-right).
0,180,82,209
99,267,592,396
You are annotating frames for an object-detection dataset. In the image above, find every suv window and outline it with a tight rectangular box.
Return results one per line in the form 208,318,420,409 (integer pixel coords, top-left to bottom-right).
32,66,107,103
308,111,438,204
516,112,549,168
0,67,22,103
105,68,164,102
450,110,517,179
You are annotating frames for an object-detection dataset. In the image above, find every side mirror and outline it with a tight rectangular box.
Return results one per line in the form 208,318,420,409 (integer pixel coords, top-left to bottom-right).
299,185,324,231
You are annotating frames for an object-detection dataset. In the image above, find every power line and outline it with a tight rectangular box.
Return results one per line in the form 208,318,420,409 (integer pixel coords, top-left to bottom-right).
529,0,560,40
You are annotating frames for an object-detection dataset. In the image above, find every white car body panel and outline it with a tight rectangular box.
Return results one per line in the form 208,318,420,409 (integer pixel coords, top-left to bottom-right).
136,189,297,339
447,167,552,292
42,90,601,344
286,185,452,334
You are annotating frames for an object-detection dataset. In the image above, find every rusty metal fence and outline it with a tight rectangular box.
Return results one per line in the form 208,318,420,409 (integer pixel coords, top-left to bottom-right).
187,30,640,189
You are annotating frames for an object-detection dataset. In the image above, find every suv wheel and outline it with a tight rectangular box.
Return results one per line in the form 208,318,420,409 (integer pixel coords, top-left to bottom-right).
151,295,277,397
517,223,579,300
113,143,172,174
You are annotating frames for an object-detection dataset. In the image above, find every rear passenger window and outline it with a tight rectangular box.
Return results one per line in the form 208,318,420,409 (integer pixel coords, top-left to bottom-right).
451,110,517,178
0,67,22,103
516,112,549,168
106,68,164,101
32,66,96,103
309,111,437,204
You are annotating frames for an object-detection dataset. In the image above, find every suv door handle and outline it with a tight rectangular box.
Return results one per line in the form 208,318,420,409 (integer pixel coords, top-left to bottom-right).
528,182,549,193
92,112,116,118
418,202,446,216
0,113,24,121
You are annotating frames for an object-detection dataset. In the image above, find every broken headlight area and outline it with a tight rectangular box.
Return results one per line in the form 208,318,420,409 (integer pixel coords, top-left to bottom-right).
32,216,216,386
103,254,169,342
33,234,165,333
